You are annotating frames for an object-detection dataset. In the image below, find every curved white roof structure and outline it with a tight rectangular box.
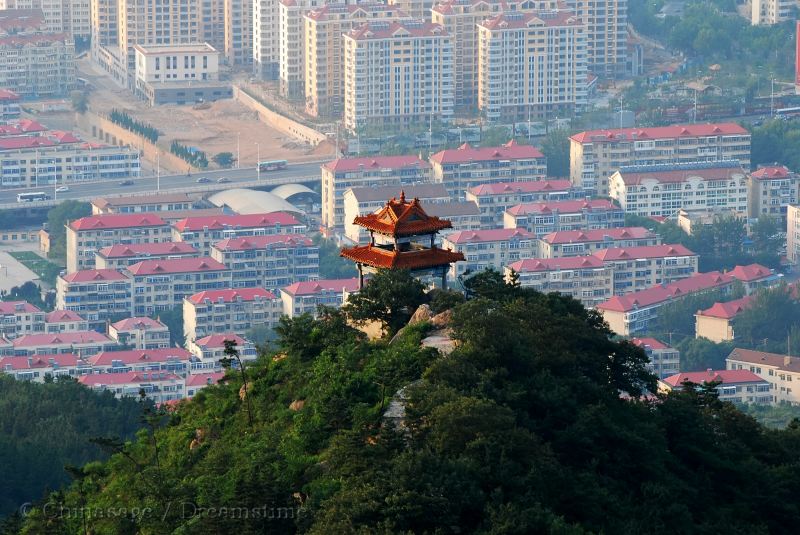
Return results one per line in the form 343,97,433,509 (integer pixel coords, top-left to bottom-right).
270,183,317,201
207,188,305,216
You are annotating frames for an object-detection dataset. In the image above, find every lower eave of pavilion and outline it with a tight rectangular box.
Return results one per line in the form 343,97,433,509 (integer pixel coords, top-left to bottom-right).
340,245,465,270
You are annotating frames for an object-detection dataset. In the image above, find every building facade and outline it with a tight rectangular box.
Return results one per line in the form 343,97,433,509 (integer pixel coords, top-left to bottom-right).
694,295,753,343
0,1,90,39
503,199,625,234
748,165,799,220
107,316,171,349
55,269,133,329
750,0,794,25
727,348,800,404
594,244,699,295
95,242,199,270
11,331,119,356
171,213,306,255
78,372,185,404
0,301,44,339
442,227,537,279
466,179,573,226
224,0,252,64
91,193,193,214
538,226,660,258
631,337,680,380
506,256,613,307
183,287,281,342
44,310,89,333
210,235,319,289
661,369,773,404
565,0,627,78
280,278,360,317
0,30,75,97
253,0,280,79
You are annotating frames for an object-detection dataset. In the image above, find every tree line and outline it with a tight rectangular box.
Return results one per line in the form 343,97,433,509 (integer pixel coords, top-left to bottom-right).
170,140,208,169
109,109,159,143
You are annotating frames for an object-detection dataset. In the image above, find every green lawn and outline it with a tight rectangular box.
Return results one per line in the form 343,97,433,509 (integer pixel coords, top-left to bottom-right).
8,251,64,287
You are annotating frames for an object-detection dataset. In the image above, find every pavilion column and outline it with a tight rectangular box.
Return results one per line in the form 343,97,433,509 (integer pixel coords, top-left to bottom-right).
430,234,435,248
358,264,364,289
441,267,447,289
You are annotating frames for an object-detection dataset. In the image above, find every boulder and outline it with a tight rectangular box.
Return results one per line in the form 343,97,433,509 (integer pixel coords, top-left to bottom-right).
430,308,453,328
408,304,433,325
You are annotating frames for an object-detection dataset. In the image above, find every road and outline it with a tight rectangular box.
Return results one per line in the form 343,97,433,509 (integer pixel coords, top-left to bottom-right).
0,161,326,208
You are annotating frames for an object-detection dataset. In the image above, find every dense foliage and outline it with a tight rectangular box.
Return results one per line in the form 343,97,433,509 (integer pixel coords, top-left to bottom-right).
109,109,159,143
14,273,800,533
751,118,800,171
312,235,357,279
0,281,51,311
0,376,147,518
46,200,91,261
649,283,744,342
170,140,208,169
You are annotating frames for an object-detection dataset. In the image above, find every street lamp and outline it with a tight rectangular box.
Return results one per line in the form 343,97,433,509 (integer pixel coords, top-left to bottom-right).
156,150,160,192
255,142,261,182
236,132,240,169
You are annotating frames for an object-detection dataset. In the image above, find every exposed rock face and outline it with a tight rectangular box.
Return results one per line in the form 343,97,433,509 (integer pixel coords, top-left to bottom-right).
289,399,305,411
408,304,433,325
430,309,452,328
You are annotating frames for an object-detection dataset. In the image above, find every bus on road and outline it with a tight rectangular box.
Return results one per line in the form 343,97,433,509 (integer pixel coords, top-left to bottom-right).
17,192,49,203
258,160,288,172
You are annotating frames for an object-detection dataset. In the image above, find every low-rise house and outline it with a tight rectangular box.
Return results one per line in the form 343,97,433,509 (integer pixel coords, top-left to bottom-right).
727,348,800,405
55,269,133,330
593,244,699,295
183,288,282,343
504,199,625,234
186,333,258,370
87,348,194,375
0,301,44,339
108,317,170,349
11,331,118,357
95,242,199,270
694,295,754,343
91,193,194,215
505,256,613,308
280,278,360,317
538,227,660,259
44,310,89,333
78,371,185,404
631,337,680,379
185,371,225,398
466,179,573,226
172,213,307,255
442,228,537,280
660,369,773,404
0,354,90,382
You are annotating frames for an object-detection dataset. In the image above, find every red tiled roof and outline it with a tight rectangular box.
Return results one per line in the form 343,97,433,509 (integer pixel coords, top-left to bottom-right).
322,155,429,173
48,131,81,144
110,317,166,331
508,256,606,272
663,369,766,388
631,337,670,350
340,245,464,270
69,214,167,231
541,227,655,245
78,371,182,386
478,11,582,30
45,310,84,323
347,21,447,40
305,3,405,20
172,213,301,232
0,301,41,314
596,271,734,313
88,348,192,366
431,140,544,165
125,257,228,276
615,165,745,186
0,89,19,101
727,263,773,282
468,179,571,196
592,244,696,261
282,278,360,296
697,295,753,319
186,371,225,387
16,119,46,133
506,199,618,216
727,348,800,372
60,269,129,283
97,242,197,258
352,191,453,237
570,123,749,144
12,331,112,347
444,227,534,244
194,333,248,348
432,0,510,15
0,354,79,370
751,165,793,180
0,137,56,150
187,288,277,304
212,234,313,251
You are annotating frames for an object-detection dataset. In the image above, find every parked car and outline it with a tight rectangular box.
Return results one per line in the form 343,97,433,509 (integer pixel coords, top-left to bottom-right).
55,186,69,193
217,177,231,183
119,180,134,186
196,177,211,184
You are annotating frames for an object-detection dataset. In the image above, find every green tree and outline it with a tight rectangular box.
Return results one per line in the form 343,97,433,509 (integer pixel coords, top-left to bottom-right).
69,91,87,113
46,200,91,260
343,269,425,335
153,305,183,346
313,235,357,279
540,127,571,177
1,281,46,309
212,152,234,168
733,284,800,352
677,337,735,371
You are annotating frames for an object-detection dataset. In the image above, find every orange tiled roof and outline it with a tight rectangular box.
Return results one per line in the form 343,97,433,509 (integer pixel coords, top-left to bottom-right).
340,245,464,270
352,191,453,237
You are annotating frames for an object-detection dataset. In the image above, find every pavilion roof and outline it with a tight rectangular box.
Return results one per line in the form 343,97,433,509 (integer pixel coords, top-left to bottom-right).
340,245,464,270
352,191,453,237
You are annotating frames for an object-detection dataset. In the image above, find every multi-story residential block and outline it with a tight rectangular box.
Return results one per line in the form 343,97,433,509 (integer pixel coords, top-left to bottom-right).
186,333,258,368
424,201,481,233
565,0,627,78
631,337,680,380
569,123,751,196
0,336,11,356
788,204,800,263
538,227,660,258
278,0,324,99
78,371,185,403
321,156,432,233
727,348,800,404
661,369,773,404
0,301,44,339
466,179,573,226
108,317,171,349
87,347,193,375
505,256,613,308
44,310,89,333
185,371,225,398
430,141,547,200
387,0,434,19
442,228,537,279
0,89,21,121
504,199,625,234
90,0,116,52
280,278,360,317
55,269,134,330
95,242,199,270
343,21,454,132
91,193,193,215
304,3,409,118
0,354,90,382
594,244,699,295
210,235,319,289
477,12,587,123
11,331,118,356
748,165,799,220
66,214,171,273
750,0,794,25
183,287,281,342
726,263,781,293
694,295,753,343
126,257,232,316
224,0,252,65
608,161,749,218
253,0,280,79
172,213,306,255
0,1,90,39
343,184,451,244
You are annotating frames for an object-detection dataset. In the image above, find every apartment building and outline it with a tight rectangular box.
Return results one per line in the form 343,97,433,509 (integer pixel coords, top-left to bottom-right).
253,0,280,79
430,141,547,200
750,0,794,25
108,316,171,349
727,348,800,404
183,287,281,342
0,2,90,39
0,301,44,339
661,369,773,404
569,123,751,196
631,337,680,380
503,199,625,234
186,333,258,367
321,156,432,233
91,193,193,214
788,204,800,263
343,183,451,244
442,228,537,279
224,0,251,64
727,263,781,293
608,161,749,218
538,227,660,258
0,27,76,97
748,165,799,220
0,89,21,121
0,354,89,382
210,235,319,289
172,213,306,255
11,331,118,356
126,257,231,316
0,336,11,356
694,295,754,343
565,0,627,78
505,256,613,308
387,0,434,18
477,11,587,123
185,371,224,397
343,21,454,132
66,214,171,272
78,371,185,404
466,179,573,226
44,310,89,333
95,242,199,270
90,0,116,52
304,3,409,118
423,201,481,233
55,269,134,329
280,278,360,317
594,244,699,295
87,347,193,375
279,0,325,99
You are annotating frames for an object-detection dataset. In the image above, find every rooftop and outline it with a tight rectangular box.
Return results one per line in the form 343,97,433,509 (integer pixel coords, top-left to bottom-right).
751,165,793,180
508,256,606,272
631,337,671,350
697,295,753,320
468,179,571,196
322,155,430,173
0,301,41,314
592,244,696,261
282,278,360,296
571,123,749,144
185,371,226,387
506,199,618,216
478,11,582,31
614,162,745,186
97,242,198,259
88,348,192,366
125,257,228,276
305,3,405,20
45,310,84,323
69,214,167,231
0,354,79,370
133,43,217,55
727,263,774,282
60,269,130,283
431,140,544,165
351,191,454,237
340,245,464,270
78,371,182,386
194,333,249,348
727,348,800,372
347,21,447,40
597,271,734,313
12,331,113,347
541,227,656,245
110,317,167,331
172,212,301,232
445,228,534,244
187,288,277,304
212,234,313,251
91,192,192,210
663,369,766,388
347,183,449,203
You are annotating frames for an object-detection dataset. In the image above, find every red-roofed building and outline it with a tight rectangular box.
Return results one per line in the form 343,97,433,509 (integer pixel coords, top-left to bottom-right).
660,369,772,404
187,333,257,368
185,371,225,398
321,155,432,232
0,88,20,120
593,244,699,294
631,338,680,379
66,214,171,272
695,295,753,343
748,165,799,220
442,228,536,279
569,123,751,196
0,301,44,339
0,335,10,356
538,227,660,258
280,278,360,317
465,179,573,225
506,256,613,307
107,317,170,350
210,235,318,289
87,348,193,375
0,354,91,382
95,242,199,270
171,213,306,255
727,348,800,404
183,287,281,342
44,310,89,333
78,371,185,404
56,270,133,330
11,331,119,357
91,193,193,215
503,199,625,234
430,141,547,200
726,263,780,292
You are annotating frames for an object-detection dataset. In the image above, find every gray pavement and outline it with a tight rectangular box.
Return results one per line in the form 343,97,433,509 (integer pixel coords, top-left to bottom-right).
0,244,41,293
